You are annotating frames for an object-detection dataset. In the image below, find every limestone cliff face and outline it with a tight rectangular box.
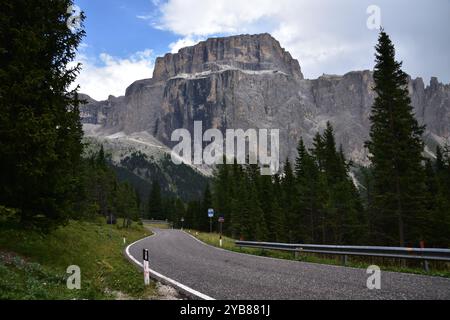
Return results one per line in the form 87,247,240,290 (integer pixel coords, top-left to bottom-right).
81,33,450,166
421,77,450,138
153,33,303,81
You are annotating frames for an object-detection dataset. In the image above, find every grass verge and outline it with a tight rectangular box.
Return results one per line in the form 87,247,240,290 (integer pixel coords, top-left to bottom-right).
186,230,450,278
146,223,171,230
0,219,156,300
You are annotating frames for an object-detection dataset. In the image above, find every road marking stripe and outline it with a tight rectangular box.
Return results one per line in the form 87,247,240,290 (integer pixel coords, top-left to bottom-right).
125,235,215,301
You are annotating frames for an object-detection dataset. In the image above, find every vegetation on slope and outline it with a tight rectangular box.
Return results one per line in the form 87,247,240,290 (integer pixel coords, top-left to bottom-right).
0,219,154,300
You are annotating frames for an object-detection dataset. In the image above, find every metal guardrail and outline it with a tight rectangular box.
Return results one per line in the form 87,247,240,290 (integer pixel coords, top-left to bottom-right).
235,241,450,270
142,219,171,225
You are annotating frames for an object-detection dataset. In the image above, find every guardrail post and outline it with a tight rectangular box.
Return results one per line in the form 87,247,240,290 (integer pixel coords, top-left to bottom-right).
423,260,430,273
294,250,299,260
420,241,430,273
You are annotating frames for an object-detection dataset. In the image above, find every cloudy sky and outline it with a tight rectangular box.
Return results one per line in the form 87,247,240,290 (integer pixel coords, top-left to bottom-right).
73,0,450,100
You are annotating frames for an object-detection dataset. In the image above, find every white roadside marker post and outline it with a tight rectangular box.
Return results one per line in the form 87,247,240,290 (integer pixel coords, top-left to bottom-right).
218,217,224,247
143,249,150,286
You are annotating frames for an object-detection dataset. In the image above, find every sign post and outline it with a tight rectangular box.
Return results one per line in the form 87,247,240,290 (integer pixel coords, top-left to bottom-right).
143,249,150,286
218,217,224,247
208,209,214,233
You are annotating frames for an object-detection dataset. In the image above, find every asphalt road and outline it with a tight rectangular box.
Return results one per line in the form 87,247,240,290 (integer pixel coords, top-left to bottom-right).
128,228,450,300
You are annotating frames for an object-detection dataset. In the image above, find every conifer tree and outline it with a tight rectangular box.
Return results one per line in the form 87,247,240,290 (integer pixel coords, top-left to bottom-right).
294,139,323,243
320,125,364,244
201,184,213,231
366,30,427,246
259,174,278,241
148,180,163,220
0,0,85,229
271,174,288,242
246,178,268,241
174,198,186,229
213,158,231,233
281,159,296,242
435,146,445,172
426,147,450,247
229,160,245,238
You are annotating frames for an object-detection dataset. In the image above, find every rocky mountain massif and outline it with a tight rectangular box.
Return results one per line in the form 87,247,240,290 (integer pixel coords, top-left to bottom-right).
81,33,450,192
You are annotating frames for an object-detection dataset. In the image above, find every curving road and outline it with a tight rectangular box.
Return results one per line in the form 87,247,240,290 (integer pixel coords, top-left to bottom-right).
127,228,450,300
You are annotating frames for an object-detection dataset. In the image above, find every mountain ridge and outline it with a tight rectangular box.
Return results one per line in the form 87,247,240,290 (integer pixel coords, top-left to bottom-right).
80,33,450,175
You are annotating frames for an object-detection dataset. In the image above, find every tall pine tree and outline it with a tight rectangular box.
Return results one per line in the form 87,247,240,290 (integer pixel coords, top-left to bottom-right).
0,0,85,230
366,30,426,246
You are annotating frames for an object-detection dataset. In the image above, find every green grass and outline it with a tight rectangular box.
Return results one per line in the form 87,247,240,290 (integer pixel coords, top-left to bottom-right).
145,223,171,230
187,230,450,278
0,219,156,300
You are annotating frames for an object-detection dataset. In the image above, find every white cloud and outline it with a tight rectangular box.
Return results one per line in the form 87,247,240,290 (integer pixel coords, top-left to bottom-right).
136,14,153,20
151,0,450,82
70,49,155,101
151,0,377,79
169,36,205,53
155,0,280,36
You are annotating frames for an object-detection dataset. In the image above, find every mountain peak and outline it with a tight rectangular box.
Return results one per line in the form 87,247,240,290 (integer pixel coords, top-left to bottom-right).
152,33,303,81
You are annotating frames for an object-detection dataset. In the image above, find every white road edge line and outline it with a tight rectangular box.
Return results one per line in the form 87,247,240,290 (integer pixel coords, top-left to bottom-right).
125,235,215,301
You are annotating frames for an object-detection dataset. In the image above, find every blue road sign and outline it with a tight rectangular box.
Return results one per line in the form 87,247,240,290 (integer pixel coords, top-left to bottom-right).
208,209,214,218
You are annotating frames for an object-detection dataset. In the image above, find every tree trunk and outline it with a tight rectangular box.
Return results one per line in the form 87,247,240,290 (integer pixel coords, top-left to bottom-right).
395,173,405,247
